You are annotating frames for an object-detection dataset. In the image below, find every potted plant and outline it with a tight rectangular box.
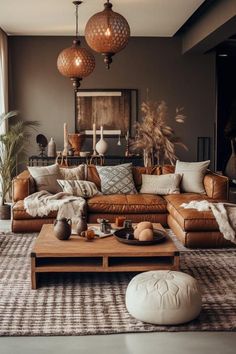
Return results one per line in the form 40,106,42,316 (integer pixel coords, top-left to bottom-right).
0,111,38,219
130,96,188,166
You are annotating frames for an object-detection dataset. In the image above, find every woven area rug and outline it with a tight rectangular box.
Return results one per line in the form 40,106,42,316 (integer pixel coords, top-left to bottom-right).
0,230,236,336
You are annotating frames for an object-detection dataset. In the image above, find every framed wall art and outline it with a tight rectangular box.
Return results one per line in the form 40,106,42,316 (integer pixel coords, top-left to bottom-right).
75,89,138,136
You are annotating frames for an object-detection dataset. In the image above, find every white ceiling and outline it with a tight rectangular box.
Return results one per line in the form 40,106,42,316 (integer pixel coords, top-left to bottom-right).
0,0,205,37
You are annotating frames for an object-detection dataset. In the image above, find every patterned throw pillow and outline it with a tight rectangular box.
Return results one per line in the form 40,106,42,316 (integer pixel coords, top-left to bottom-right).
28,164,62,193
60,165,85,180
57,180,100,198
96,163,137,195
140,173,182,195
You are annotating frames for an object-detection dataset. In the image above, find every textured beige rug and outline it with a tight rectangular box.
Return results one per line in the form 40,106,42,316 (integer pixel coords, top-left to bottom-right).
0,230,236,336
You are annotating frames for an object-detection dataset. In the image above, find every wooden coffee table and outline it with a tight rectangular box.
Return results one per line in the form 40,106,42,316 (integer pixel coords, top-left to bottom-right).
31,223,179,289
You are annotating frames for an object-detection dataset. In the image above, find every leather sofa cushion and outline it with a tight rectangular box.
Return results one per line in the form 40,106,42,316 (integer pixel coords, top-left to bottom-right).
87,194,167,214
13,200,57,220
165,194,219,231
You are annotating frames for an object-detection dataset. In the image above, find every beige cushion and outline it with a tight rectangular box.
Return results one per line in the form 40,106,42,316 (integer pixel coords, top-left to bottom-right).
175,160,210,194
140,173,181,195
126,270,202,325
28,164,62,193
57,180,100,198
60,165,85,180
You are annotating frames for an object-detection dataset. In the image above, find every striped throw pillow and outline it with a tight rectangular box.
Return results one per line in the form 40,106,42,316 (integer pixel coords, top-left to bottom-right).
57,180,100,198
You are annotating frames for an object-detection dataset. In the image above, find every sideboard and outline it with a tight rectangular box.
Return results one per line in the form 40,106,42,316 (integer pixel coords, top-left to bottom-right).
28,155,144,167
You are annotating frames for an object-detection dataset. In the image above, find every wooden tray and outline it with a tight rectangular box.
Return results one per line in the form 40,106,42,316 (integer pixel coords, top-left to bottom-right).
114,228,166,245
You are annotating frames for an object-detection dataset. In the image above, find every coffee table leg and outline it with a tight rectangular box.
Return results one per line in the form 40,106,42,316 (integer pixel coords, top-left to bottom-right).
173,253,180,270
31,254,37,290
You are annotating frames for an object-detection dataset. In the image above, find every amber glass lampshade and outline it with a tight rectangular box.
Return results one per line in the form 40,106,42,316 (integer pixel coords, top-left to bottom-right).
85,0,130,69
57,39,95,91
57,1,95,91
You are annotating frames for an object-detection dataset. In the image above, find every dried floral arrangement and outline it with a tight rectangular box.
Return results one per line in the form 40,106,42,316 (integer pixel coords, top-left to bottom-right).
130,96,188,166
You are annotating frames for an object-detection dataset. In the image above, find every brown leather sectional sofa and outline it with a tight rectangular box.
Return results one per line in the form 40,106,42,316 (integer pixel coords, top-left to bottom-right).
12,164,232,248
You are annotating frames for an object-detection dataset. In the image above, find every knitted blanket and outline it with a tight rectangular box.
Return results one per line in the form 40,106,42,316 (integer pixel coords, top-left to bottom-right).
181,200,236,244
24,190,86,225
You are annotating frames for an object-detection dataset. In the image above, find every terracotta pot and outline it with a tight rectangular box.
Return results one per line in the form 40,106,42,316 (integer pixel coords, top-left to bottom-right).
0,204,11,220
68,133,85,156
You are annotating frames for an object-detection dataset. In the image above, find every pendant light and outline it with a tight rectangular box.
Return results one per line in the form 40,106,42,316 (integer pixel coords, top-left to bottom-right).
85,0,130,69
57,1,95,91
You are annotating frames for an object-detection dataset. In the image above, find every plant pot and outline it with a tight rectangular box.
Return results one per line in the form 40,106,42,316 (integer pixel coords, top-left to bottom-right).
68,133,85,156
0,204,11,220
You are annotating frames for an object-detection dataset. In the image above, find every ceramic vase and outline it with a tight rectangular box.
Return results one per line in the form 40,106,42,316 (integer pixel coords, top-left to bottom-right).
225,138,236,180
96,126,108,155
47,137,56,157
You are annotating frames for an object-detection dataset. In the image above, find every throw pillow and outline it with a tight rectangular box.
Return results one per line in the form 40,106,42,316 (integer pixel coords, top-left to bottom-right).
57,180,100,198
175,160,210,194
28,164,62,193
60,164,85,180
96,163,137,195
140,173,182,195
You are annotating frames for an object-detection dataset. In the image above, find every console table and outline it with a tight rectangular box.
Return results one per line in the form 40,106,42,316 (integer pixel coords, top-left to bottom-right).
28,155,143,166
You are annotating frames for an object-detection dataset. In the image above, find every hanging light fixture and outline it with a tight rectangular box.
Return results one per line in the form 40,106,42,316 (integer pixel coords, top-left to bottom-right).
85,0,130,69
57,1,95,91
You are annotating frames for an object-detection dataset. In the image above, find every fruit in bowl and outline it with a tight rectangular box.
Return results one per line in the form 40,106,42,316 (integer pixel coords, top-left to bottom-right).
134,221,154,241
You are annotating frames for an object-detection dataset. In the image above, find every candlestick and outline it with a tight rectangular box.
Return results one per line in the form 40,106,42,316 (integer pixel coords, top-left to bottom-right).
62,122,69,157
92,123,96,155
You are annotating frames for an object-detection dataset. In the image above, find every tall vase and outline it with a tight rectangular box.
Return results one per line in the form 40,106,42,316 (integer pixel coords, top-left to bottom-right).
96,126,108,155
225,138,236,180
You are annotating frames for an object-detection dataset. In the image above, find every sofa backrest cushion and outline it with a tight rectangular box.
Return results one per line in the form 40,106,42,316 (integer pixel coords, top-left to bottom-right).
86,165,160,190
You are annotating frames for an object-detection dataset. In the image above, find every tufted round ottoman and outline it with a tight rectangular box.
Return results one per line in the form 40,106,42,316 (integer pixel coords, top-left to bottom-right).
126,270,201,325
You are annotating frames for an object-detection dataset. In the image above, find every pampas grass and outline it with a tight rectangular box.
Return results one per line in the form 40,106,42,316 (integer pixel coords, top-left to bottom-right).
130,97,188,166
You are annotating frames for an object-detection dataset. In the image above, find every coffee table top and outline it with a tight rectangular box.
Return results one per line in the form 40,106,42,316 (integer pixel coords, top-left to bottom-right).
32,223,179,258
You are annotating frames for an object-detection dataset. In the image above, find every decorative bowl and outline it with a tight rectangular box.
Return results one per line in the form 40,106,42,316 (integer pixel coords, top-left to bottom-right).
114,228,167,245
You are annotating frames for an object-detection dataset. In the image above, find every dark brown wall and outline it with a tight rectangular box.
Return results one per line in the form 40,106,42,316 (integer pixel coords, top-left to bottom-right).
8,36,216,163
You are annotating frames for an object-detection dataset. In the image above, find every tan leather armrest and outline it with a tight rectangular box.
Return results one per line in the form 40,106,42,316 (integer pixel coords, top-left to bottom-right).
203,172,229,200
12,170,35,202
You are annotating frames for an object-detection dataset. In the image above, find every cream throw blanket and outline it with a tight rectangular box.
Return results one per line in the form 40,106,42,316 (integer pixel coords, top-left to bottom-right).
24,190,86,224
181,200,236,244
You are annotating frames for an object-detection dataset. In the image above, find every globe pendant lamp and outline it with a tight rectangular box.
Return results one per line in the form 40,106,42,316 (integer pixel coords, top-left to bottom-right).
57,1,95,92
85,0,130,69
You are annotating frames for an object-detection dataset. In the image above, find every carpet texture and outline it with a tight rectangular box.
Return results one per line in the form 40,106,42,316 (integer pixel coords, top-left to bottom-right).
0,230,236,336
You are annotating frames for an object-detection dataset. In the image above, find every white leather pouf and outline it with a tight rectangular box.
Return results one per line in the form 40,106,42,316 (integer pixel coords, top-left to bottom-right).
126,270,201,325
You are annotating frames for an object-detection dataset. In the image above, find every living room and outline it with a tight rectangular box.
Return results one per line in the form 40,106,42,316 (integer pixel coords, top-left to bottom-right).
0,0,236,353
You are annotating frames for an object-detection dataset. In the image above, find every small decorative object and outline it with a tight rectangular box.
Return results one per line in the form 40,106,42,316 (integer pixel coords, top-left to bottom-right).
125,130,130,156
117,133,121,146
130,92,188,166
115,216,126,227
79,151,90,157
95,126,108,155
97,218,112,234
57,1,95,92
76,215,88,235
123,220,133,229
92,122,97,155
68,148,74,156
68,133,85,156
47,137,56,158
85,0,130,69
54,218,72,240
36,134,48,157
81,229,95,241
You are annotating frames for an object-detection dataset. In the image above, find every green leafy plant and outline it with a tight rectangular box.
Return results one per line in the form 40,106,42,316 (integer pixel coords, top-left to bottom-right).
130,97,188,166
0,111,39,205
